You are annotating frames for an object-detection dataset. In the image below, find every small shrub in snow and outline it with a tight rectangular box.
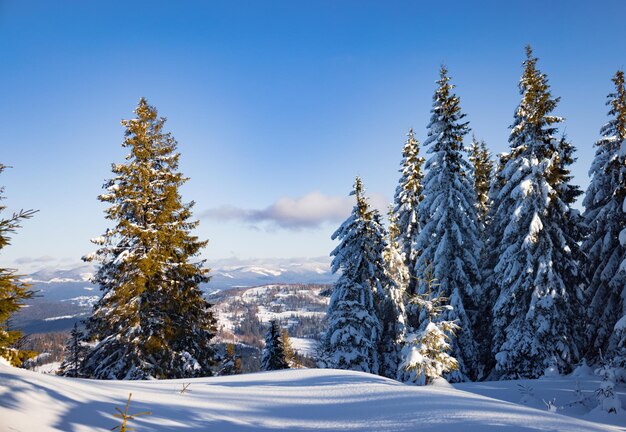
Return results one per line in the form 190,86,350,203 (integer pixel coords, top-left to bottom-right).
595,364,622,414
111,393,151,432
517,383,536,405
543,398,558,413
563,380,590,409
399,263,459,385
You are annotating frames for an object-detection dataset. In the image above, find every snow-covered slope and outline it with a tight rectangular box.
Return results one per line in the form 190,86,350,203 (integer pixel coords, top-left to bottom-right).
1,365,622,432
212,284,328,359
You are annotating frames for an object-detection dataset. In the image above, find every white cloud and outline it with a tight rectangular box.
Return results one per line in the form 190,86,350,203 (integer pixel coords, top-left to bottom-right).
14,255,57,265
201,190,389,230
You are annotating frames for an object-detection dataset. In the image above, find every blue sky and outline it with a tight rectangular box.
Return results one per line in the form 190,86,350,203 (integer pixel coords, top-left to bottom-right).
1,1,625,271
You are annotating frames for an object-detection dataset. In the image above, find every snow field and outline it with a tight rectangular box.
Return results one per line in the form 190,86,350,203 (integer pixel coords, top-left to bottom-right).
1,364,624,432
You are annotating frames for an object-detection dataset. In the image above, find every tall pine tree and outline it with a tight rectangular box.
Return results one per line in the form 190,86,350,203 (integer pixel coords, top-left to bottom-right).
412,66,481,382
477,152,510,378
393,129,425,296
584,70,626,362
81,98,217,379
491,47,585,378
0,164,36,367
319,177,384,374
467,136,494,379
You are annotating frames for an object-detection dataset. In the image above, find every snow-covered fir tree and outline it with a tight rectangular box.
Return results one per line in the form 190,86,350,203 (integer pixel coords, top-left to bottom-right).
584,70,626,363
58,323,89,378
476,152,510,378
319,177,384,374
261,320,289,371
393,128,425,296
468,138,494,377
468,136,493,227
380,207,408,379
0,164,36,367
81,98,217,379
412,66,481,381
399,263,459,385
491,47,585,379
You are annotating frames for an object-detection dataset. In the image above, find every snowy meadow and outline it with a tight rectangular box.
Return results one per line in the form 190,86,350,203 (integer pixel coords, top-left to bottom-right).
2,4,626,430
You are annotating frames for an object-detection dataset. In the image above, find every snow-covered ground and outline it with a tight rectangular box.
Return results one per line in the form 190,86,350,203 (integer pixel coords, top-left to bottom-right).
290,337,318,357
29,361,61,375
1,363,624,432
213,284,327,338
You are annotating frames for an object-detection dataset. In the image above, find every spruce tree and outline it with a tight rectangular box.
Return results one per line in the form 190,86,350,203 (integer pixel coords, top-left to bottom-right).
491,47,585,378
58,323,88,377
412,66,481,381
468,136,493,227
393,129,425,296
0,164,36,367
81,98,216,379
380,207,408,379
261,320,289,371
584,70,626,362
476,152,510,378
319,177,384,374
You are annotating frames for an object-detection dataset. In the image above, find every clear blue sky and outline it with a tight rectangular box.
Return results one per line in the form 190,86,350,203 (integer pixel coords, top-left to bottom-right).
1,1,625,272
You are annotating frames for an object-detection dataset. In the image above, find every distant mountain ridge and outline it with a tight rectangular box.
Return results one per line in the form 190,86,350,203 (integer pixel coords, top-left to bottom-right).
13,257,335,334
21,257,336,290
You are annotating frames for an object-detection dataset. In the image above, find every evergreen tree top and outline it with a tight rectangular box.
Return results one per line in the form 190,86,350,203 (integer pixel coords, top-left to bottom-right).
510,46,562,155
395,129,425,200
608,70,626,142
424,66,470,155
350,176,368,220
331,177,387,281
387,206,401,245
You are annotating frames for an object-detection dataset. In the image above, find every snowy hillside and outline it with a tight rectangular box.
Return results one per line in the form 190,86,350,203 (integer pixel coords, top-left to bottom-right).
1,363,623,432
14,266,332,335
212,284,329,358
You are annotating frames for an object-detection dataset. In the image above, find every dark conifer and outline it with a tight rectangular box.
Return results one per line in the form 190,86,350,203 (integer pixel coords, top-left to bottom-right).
261,320,289,371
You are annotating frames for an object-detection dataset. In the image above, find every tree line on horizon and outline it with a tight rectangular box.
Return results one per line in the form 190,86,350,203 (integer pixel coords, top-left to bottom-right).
0,46,624,385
